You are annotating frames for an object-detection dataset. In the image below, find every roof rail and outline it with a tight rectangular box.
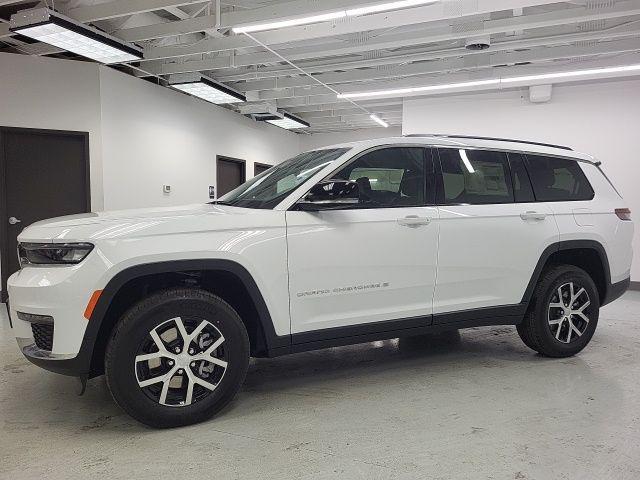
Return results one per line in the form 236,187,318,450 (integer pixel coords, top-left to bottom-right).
404,134,573,151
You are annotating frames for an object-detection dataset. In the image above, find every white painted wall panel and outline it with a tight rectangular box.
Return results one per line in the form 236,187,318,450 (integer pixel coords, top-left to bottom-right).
98,67,301,210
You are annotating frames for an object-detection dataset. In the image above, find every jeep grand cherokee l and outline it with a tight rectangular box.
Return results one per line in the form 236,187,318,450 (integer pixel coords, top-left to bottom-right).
8,135,633,427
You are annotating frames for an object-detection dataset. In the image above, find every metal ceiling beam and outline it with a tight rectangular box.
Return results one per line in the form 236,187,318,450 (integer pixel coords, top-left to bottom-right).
277,94,344,108
116,15,217,41
143,0,564,60
309,114,403,124
211,24,640,82
66,0,209,23
165,6,190,19
139,2,640,73
299,105,402,118
220,0,391,28
308,120,402,131
276,54,640,107
287,99,403,113
234,38,640,94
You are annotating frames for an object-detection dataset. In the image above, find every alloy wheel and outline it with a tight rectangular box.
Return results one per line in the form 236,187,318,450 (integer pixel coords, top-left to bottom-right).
547,282,591,344
134,317,228,407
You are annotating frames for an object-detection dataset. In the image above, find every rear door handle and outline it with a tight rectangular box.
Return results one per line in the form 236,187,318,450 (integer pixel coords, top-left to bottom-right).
397,215,431,228
520,211,547,221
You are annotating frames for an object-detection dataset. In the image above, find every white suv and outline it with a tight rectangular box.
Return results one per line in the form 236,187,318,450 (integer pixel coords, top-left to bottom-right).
8,135,633,427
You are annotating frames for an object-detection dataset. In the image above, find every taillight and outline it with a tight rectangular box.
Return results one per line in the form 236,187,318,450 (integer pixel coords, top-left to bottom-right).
615,208,632,221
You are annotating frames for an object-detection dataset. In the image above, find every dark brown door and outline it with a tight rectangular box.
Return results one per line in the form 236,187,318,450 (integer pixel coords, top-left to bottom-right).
254,162,272,176
216,156,246,198
0,128,90,302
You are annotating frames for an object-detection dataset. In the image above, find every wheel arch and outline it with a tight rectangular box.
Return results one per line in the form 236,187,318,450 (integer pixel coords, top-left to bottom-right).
85,259,288,377
522,240,612,309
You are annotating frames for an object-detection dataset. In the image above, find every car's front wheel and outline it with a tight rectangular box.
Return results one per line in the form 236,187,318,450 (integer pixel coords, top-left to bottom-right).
517,264,599,357
105,288,250,428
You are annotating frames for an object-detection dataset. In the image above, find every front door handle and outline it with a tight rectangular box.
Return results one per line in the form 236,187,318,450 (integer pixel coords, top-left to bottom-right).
520,211,547,221
8,216,21,225
397,215,431,228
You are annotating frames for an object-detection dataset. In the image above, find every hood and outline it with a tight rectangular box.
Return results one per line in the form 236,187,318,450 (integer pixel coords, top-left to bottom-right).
28,204,218,228
18,203,278,243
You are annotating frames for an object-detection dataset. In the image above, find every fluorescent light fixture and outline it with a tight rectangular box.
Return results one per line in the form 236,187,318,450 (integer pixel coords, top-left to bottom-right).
170,76,246,104
339,79,500,99
233,11,347,34
499,64,640,84
338,64,640,99
266,112,310,130
459,149,475,173
10,7,142,64
346,0,438,16
232,0,438,33
370,114,389,128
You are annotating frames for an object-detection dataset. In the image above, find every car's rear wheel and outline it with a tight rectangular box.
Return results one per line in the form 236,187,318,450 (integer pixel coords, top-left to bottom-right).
517,264,599,357
105,288,249,428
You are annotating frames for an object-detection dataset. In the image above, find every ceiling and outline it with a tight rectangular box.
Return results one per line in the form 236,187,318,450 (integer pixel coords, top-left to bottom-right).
1,0,639,134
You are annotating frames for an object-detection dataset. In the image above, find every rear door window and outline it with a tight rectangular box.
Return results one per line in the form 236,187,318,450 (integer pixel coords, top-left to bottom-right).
437,148,514,204
526,155,594,201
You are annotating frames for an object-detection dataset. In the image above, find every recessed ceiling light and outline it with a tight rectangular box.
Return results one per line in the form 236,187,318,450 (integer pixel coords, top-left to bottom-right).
266,112,310,130
338,64,640,99
170,75,246,104
10,7,142,64
232,0,438,33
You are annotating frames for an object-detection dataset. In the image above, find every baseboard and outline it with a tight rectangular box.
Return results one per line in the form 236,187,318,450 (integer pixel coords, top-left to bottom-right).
630,281,640,291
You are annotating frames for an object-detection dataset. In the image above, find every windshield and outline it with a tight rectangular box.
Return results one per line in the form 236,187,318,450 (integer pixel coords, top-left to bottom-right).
217,148,350,209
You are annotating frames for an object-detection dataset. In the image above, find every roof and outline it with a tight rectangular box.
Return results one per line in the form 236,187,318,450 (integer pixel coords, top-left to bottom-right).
317,135,597,163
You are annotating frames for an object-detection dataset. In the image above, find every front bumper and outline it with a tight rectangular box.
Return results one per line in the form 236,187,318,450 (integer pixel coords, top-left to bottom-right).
17,338,90,376
8,252,109,377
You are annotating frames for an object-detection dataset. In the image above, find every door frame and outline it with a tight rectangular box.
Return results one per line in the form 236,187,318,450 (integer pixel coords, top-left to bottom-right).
253,162,272,176
216,155,246,198
0,126,91,302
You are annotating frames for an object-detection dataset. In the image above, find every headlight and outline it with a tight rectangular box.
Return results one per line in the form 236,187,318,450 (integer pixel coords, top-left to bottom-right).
18,243,94,267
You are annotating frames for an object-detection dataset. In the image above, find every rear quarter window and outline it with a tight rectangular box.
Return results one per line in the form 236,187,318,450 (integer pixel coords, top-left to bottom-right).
526,155,594,202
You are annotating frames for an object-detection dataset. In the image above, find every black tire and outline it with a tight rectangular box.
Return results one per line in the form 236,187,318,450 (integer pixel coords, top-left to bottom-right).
517,264,599,358
105,288,250,428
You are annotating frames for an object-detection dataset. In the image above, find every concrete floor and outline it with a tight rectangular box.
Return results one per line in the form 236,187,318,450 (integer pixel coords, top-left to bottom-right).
1,294,639,480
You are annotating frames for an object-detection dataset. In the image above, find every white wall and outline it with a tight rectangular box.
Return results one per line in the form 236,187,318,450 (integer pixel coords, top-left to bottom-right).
300,126,402,151
404,78,640,280
99,67,301,210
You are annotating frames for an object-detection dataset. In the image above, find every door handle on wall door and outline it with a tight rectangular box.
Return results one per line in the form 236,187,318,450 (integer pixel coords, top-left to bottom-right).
520,211,547,221
8,216,21,225
397,215,431,227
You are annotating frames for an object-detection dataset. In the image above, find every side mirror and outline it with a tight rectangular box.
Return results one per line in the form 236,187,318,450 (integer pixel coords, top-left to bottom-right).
296,179,361,211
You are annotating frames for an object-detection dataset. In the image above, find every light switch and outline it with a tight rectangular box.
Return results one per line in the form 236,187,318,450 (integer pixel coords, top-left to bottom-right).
163,185,171,194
